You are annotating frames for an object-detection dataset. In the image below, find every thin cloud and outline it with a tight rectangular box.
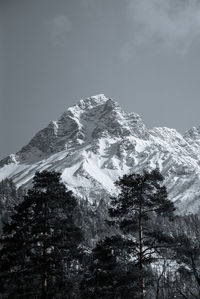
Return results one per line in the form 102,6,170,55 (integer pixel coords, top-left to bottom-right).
123,0,200,59
45,15,72,46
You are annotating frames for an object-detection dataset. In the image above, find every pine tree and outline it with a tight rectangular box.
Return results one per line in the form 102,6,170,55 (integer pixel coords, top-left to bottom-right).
80,235,144,298
0,178,24,233
0,171,83,298
109,169,175,299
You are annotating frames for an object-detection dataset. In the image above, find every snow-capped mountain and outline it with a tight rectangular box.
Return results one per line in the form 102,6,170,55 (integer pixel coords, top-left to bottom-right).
1,94,200,214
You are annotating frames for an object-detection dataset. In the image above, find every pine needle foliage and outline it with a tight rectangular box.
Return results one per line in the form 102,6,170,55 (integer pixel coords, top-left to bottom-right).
0,171,83,298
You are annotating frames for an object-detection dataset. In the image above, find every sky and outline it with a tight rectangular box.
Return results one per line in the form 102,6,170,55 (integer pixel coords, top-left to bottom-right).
1,0,200,159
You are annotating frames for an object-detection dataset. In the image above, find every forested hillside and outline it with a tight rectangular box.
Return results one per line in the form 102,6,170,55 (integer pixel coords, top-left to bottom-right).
1,170,200,298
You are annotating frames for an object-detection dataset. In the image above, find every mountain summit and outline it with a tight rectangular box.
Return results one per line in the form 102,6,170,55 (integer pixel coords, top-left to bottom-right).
1,94,200,214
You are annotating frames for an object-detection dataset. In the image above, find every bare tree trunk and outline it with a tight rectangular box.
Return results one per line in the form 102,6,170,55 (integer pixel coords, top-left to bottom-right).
155,261,166,299
42,202,47,299
139,207,145,299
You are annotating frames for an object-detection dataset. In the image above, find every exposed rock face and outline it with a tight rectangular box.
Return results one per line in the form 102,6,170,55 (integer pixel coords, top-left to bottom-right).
0,94,200,214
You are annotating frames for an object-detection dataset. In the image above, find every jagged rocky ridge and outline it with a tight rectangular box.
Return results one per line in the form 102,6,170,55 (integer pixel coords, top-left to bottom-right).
1,94,200,214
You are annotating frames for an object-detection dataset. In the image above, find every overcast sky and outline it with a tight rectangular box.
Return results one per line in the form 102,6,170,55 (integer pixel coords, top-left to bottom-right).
1,0,200,159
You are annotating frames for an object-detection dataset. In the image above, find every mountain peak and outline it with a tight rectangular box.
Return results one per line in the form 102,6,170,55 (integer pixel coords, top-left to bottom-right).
1,94,200,214
68,94,119,113
79,94,108,108
0,95,147,165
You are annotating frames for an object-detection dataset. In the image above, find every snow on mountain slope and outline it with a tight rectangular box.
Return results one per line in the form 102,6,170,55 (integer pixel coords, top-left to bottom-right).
0,94,200,214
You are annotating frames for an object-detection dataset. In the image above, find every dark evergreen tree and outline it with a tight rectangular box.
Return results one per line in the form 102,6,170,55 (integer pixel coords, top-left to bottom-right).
81,235,147,299
109,169,175,299
0,171,83,298
0,178,24,233
76,198,113,248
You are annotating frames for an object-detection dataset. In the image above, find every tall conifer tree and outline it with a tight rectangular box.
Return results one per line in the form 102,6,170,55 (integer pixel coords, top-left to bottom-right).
109,169,175,298
0,171,83,298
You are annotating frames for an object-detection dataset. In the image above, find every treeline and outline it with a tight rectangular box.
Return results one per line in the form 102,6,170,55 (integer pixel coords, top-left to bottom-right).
0,170,200,298
0,179,24,234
